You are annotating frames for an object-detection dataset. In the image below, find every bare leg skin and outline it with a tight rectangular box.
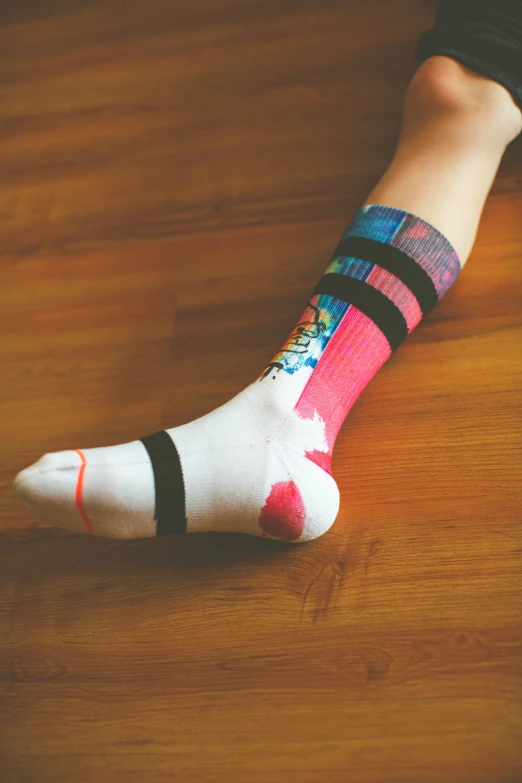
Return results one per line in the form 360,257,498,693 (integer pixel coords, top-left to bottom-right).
366,56,522,263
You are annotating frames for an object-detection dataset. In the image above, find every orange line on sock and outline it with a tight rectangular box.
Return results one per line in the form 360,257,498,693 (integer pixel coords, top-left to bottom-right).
73,449,94,535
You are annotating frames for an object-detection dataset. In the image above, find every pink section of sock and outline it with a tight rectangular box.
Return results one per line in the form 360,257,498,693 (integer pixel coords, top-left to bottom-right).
401,220,431,240
259,480,306,541
295,308,391,469
364,266,423,333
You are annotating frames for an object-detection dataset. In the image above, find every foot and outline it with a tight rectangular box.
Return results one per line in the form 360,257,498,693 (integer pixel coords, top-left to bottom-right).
14,375,341,542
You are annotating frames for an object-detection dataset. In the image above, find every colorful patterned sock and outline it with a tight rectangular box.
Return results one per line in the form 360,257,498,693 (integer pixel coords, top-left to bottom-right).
14,205,462,542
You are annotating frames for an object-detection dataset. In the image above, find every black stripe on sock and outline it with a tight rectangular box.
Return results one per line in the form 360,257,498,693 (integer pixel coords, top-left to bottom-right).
139,431,187,536
313,273,408,352
332,236,439,316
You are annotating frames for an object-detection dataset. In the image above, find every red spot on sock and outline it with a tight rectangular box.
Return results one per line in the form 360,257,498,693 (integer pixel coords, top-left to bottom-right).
259,480,306,542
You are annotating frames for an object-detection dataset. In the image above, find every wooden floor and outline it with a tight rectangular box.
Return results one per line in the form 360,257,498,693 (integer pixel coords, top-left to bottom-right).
1,1,521,781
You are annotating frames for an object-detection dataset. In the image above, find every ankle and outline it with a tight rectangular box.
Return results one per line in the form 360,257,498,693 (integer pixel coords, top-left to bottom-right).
404,56,522,149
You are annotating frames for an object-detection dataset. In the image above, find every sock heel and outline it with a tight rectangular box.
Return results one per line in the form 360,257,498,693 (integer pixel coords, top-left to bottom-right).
260,442,340,543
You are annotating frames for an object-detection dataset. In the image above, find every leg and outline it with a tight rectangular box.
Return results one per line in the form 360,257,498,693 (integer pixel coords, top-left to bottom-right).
366,56,521,261
14,57,521,542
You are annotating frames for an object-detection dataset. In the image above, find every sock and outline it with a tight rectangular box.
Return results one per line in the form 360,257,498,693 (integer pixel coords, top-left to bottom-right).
14,205,462,543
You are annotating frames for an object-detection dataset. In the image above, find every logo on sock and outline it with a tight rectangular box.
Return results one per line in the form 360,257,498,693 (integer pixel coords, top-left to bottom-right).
260,302,327,380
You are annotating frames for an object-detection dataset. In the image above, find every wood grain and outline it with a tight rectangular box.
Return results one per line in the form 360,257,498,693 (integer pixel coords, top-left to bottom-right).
1,1,521,781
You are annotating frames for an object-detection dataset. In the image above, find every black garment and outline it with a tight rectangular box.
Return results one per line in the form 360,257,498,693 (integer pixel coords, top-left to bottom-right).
417,0,522,110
